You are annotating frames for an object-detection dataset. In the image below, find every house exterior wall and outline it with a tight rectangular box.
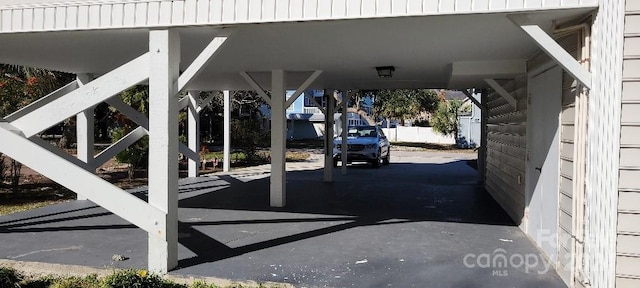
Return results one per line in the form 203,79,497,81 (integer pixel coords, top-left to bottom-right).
485,75,527,225
583,0,625,287
616,1,640,287
0,0,598,33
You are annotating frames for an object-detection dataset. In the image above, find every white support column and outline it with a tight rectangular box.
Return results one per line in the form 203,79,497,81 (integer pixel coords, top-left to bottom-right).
270,70,287,207
187,90,200,177
341,90,351,175
76,74,94,201
223,90,231,172
148,29,180,274
479,90,488,184
324,90,335,182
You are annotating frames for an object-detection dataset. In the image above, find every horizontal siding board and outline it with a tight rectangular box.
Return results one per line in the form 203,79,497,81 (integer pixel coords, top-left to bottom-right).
625,15,640,34
624,59,640,79
619,191,640,212
620,170,640,191
560,209,572,232
621,126,640,145
617,277,640,288
560,175,573,197
620,148,640,168
617,256,640,277
560,189,573,213
624,37,640,57
618,213,640,234
622,103,640,123
618,234,640,255
623,81,640,101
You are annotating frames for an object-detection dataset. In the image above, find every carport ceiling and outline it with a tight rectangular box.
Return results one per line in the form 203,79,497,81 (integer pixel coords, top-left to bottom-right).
0,8,593,90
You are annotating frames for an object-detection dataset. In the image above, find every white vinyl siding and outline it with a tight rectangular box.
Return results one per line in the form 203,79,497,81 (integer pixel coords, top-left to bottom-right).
617,1,640,286
0,0,598,33
485,75,527,224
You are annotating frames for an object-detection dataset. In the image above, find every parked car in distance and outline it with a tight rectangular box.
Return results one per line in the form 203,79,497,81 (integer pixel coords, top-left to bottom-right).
333,125,390,168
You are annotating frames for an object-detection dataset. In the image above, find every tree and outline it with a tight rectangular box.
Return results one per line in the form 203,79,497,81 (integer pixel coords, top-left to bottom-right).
373,89,439,126
0,64,72,192
431,99,464,138
109,85,150,179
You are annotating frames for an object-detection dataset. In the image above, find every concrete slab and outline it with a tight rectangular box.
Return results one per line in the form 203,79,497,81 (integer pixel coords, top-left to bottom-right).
0,152,567,288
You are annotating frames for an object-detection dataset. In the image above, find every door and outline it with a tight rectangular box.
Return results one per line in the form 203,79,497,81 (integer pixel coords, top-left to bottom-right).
527,65,562,263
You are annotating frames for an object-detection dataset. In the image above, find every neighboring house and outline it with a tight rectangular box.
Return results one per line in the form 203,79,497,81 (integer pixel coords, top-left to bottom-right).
457,92,482,148
285,89,368,140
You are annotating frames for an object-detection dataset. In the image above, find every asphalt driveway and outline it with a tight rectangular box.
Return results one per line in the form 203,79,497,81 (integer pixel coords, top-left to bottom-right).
0,151,567,288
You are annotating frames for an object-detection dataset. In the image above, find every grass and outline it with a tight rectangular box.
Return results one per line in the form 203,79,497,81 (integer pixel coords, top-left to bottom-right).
391,142,477,152
0,186,76,216
201,151,310,163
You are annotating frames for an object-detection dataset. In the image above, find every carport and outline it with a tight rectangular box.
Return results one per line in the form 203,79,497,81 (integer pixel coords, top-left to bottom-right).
0,1,616,287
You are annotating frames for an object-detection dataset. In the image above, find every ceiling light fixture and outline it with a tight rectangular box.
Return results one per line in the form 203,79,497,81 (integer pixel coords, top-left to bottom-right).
376,66,395,78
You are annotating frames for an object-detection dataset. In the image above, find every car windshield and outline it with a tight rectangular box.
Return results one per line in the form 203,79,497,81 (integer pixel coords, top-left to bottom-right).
347,126,377,138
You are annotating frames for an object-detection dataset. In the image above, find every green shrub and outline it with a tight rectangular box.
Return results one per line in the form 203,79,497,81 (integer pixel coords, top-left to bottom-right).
189,281,217,288
0,266,23,288
100,269,157,288
50,275,99,288
21,276,58,288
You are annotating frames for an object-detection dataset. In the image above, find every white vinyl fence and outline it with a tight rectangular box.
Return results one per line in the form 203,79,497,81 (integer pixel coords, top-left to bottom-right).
382,127,455,144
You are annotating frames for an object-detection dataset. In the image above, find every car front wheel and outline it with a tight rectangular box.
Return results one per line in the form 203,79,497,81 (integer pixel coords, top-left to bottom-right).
371,150,381,168
383,150,390,165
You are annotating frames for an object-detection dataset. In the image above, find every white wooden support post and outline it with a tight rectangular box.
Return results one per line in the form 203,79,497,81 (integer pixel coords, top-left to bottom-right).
187,90,200,177
223,90,231,172
148,29,180,273
271,70,287,207
75,74,94,201
479,90,488,184
324,90,335,182
341,90,351,175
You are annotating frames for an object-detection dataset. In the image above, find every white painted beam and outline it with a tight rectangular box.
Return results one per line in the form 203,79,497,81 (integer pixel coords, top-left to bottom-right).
3,80,78,121
284,70,323,108
509,18,592,89
28,135,91,171
304,93,326,115
223,90,231,172
179,143,199,162
485,79,517,110
196,93,216,113
324,90,335,182
148,29,180,274
270,70,286,207
0,123,165,235
460,89,482,109
94,127,148,168
9,53,150,137
105,98,150,129
176,37,228,93
239,72,271,105
187,90,200,177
